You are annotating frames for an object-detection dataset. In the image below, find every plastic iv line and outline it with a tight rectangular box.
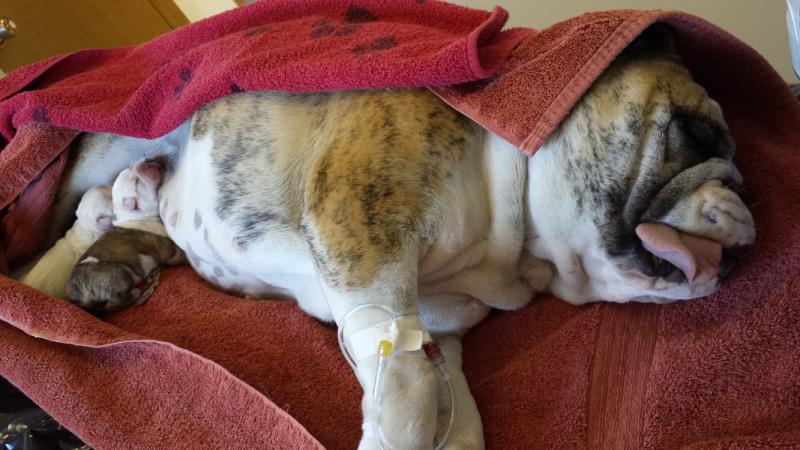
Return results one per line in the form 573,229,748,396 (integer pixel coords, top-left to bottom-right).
336,303,456,450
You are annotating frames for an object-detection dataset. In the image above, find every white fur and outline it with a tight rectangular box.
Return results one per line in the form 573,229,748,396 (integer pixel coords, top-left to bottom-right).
108,162,174,242
111,164,162,224
19,185,112,298
525,141,754,304
45,129,185,247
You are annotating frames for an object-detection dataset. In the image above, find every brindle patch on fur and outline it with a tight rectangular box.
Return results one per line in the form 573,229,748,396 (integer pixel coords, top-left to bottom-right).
557,55,734,268
304,90,479,288
191,92,323,250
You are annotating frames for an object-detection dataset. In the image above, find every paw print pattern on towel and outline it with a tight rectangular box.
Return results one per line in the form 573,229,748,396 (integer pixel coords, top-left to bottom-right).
345,6,378,23
310,5,379,39
352,36,397,55
32,106,50,123
310,19,336,38
243,25,268,37
174,67,192,98
310,18,363,39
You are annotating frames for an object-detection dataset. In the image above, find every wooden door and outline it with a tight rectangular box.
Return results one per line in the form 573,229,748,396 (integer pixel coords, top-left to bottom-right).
0,0,189,73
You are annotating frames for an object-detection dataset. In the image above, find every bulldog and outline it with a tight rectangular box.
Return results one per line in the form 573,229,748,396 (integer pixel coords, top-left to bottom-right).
46,30,755,449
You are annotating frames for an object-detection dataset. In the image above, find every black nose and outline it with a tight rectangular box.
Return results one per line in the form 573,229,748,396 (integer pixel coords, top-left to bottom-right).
717,245,752,280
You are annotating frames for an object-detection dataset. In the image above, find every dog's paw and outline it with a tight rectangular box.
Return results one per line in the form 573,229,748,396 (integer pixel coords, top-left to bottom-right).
696,184,755,247
355,352,438,450
664,181,755,249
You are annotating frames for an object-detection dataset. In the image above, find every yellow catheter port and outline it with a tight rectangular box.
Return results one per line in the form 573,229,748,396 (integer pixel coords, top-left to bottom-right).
378,340,393,357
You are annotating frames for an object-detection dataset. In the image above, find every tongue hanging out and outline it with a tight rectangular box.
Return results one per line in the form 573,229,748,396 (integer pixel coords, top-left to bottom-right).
635,223,723,284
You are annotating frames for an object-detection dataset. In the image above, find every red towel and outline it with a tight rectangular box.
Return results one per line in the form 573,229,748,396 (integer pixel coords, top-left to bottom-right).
2,1,800,449
0,0,528,142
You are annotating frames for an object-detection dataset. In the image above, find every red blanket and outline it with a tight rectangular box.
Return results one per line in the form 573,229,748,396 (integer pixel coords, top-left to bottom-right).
2,1,800,448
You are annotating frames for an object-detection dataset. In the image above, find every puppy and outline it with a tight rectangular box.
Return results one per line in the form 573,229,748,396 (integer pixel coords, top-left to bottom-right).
18,185,113,298
67,163,183,311
52,29,755,449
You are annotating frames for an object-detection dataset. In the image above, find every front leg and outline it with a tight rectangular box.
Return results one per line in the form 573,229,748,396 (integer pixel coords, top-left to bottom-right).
300,89,486,448
303,160,441,448
309,242,440,450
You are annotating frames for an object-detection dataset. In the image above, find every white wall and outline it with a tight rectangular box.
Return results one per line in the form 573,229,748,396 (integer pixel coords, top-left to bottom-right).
174,0,238,23
451,0,795,81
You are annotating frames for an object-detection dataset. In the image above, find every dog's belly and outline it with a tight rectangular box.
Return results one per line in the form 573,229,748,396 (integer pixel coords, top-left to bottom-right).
158,129,331,319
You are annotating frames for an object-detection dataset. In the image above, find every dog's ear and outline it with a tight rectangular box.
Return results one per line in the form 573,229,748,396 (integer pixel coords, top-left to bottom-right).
623,24,676,57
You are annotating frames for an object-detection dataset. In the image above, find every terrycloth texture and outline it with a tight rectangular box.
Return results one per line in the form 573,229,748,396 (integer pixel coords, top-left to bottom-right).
0,124,75,265
0,0,529,143
2,2,800,450
0,275,329,449
434,10,783,155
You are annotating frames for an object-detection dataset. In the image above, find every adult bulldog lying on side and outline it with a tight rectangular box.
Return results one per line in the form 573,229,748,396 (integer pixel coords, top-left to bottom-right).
48,30,754,449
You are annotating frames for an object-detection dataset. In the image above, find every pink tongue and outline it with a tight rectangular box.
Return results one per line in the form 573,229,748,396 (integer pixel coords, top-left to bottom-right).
635,223,722,284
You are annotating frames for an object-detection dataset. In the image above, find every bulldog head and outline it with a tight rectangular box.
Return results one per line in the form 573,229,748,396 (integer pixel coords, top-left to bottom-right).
526,28,755,304
75,184,114,234
111,162,164,223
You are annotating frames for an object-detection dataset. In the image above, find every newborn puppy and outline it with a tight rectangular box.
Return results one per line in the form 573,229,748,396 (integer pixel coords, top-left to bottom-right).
19,185,113,298
67,162,183,311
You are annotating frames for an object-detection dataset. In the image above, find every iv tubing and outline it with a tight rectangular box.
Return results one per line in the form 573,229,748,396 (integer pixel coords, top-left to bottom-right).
336,304,456,450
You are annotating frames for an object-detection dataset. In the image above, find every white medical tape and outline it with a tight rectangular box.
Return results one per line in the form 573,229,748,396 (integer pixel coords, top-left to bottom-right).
346,316,429,363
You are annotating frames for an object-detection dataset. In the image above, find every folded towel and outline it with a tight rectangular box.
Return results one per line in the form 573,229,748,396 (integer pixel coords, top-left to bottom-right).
1,1,800,449
0,0,528,142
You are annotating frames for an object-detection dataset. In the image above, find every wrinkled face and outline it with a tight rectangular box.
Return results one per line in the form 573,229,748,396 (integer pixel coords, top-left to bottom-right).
111,162,164,223
526,54,755,304
75,184,113,234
